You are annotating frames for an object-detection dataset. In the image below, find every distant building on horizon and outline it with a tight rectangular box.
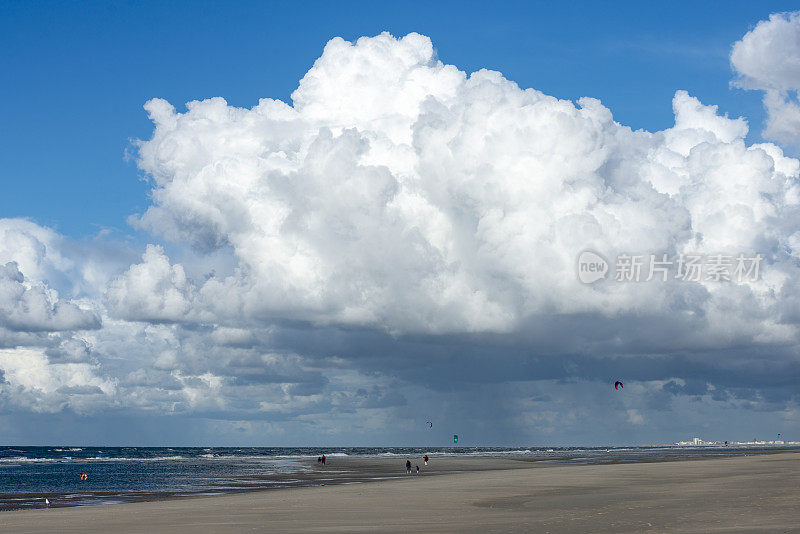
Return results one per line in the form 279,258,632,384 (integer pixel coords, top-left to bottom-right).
673,437,797,446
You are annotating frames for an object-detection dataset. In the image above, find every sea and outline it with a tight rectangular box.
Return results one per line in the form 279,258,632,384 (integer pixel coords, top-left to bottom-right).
0,445,795,510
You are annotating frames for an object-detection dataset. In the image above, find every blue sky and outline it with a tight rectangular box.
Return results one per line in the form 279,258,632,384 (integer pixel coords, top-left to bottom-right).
1,2,800,445
1,0,796,237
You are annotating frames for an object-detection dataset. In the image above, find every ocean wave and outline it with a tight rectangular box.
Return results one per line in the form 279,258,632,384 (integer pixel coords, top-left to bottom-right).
197,454,307,462
0,455,192,464
83,455,188,462
0,457,55,463
465,449,533,456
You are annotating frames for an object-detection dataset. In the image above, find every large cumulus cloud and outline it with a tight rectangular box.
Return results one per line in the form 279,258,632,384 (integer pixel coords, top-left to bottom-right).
131,32,800,349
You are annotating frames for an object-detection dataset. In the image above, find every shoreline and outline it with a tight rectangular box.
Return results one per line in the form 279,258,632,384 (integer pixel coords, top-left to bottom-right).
1,447,798,512
0,451,797,532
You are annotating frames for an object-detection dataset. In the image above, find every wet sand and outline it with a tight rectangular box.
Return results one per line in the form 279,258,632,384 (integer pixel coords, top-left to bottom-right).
0,452,797,533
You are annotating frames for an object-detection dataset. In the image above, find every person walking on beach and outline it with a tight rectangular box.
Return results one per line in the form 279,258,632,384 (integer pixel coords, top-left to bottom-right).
415,465,419,474
423,455,429,466
321,454,326,465
406,460,411,474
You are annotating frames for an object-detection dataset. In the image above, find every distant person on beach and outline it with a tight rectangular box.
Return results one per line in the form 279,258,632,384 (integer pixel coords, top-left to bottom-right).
322,454,326,465
423,455,429,466
416,465,419,474
406,460,411,474
317,457,321,464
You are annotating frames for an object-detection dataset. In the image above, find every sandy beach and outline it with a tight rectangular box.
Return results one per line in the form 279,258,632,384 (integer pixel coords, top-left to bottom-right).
0,452,797,533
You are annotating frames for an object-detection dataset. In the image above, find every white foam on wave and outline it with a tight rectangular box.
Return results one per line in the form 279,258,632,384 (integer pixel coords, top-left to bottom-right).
464,449,534,456
0,455,191,463
83,455,187,462
197,454,306,462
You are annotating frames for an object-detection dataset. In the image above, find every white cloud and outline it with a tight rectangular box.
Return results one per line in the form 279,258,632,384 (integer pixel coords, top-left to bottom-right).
731,11,800,151
0,218,73,282
106,244,197,322
0,347,115,414
0,217,136,303
0,261,100,332
731,12,800,92
761,90,800,148
131,32,800,345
